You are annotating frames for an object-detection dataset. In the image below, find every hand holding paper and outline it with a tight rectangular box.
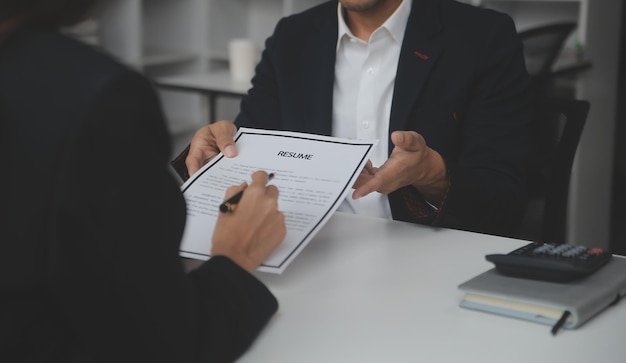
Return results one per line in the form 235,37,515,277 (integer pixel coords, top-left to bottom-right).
179,127,378,273
186,120,238,176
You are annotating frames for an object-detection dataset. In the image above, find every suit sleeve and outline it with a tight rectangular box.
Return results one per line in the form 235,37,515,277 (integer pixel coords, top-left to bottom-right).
49,69,277,363
435,14,531,236
391,13,532,237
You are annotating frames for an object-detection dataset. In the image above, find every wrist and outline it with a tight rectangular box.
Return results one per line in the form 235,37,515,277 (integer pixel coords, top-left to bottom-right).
412,150,450,207
211,252,256,272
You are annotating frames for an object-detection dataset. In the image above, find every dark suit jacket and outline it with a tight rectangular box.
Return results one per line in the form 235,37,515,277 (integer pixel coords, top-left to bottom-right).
0,27,276,363
234,0,532,237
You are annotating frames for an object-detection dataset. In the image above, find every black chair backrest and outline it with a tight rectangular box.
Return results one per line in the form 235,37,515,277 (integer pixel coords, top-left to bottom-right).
528,97,590,245
519,22,577,78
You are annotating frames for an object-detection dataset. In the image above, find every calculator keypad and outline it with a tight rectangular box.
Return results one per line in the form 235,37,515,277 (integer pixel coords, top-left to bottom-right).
486,243,612,282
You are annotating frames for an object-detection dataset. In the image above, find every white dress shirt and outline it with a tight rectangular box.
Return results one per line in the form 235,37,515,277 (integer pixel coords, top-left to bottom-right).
333,0,411,219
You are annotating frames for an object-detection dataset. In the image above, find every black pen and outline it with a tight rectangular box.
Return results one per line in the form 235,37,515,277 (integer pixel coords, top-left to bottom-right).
219,173,275,213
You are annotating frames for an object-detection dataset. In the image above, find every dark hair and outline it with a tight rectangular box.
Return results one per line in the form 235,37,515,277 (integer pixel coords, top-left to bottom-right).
0,0,99,27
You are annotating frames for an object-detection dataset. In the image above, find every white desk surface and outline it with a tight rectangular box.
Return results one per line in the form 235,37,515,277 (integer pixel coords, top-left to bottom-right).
235,212,626,363
155,71,250,96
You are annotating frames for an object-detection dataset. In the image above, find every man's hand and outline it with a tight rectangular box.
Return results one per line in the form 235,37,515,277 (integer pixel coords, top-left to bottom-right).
211,171,286,272
352,130,450,207
186,120,238,176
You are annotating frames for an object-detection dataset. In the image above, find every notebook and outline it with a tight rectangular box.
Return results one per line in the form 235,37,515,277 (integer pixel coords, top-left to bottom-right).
458,256,626,334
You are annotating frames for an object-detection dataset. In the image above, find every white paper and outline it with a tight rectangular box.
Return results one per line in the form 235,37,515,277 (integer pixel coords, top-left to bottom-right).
179,127,378,274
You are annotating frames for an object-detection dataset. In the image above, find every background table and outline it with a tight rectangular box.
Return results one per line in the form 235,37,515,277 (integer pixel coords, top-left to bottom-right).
233,212,626,362
155,71,250,124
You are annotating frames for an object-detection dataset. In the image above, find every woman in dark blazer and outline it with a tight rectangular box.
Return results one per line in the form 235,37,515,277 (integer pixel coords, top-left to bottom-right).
0,1,285,362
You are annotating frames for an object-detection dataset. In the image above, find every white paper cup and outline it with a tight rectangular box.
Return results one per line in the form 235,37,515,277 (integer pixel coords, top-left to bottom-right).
228,38,257,83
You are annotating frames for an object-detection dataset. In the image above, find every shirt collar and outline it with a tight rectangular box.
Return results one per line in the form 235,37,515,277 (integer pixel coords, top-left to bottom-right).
336,0,411,50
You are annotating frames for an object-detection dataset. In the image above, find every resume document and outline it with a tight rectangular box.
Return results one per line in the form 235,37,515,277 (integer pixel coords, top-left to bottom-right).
179,127,377,273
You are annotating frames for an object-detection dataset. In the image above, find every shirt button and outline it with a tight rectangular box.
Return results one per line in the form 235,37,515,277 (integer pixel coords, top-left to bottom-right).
361,120,370,129
367,68,375,75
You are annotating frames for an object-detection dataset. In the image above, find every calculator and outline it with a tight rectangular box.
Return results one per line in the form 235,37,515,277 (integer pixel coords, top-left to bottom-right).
485,242,612,282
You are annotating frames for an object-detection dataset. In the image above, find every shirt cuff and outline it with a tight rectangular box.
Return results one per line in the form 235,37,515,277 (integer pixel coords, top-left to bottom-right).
401,180,451,223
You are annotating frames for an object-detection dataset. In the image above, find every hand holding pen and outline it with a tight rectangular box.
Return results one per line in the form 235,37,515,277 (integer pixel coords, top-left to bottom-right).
219,172,275,213
211,171,285,272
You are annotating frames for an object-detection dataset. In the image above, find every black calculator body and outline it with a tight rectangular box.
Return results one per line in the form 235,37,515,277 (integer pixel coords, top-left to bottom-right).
486,242,612,282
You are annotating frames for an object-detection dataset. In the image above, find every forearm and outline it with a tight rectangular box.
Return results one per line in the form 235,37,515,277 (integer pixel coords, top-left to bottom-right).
189,256,278,362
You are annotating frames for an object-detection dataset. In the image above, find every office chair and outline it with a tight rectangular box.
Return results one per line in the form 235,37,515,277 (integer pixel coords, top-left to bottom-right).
516,97,590,245
518,22,578,95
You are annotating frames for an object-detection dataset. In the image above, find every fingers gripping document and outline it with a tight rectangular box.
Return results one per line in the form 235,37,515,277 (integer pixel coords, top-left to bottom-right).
179,127,378,274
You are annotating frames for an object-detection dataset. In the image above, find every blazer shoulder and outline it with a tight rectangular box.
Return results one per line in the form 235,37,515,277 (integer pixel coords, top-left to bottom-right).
277,1,337,33
439,0,517,34
0,27,156,148
12,27,126,74
1,27,139,102
284,0,336,20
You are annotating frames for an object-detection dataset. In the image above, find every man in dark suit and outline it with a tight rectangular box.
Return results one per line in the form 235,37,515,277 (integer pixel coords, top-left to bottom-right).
177,0,532,237
1,1,285,362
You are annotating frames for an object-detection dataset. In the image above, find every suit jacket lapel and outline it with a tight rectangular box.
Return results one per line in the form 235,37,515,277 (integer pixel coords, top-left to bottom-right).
302,6,338,136
389,0,444,153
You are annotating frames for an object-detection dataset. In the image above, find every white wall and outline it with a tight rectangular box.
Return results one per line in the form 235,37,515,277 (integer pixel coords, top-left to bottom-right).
569,0,623,248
